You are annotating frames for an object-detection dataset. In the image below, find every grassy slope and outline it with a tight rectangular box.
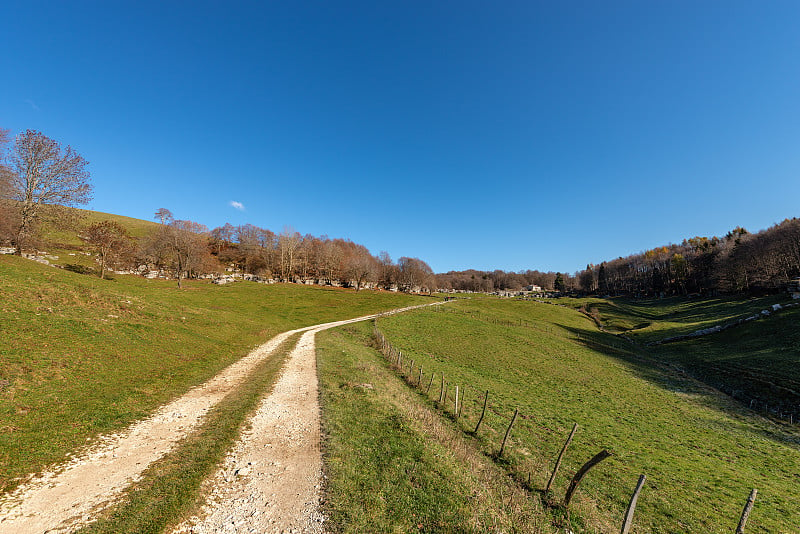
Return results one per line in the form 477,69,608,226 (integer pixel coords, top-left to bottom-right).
655,305,800,387
32,207,162,271
375,299,800,533
0,254,427,494
318,322,554,533
558,294,789,342
44,207,161,245
559,295,800,411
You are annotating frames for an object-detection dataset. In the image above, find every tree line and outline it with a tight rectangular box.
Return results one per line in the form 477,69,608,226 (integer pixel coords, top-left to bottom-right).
2,128,797,297
574,221,800,297
0,129,435,292
139,213,436,291
435,269,566,293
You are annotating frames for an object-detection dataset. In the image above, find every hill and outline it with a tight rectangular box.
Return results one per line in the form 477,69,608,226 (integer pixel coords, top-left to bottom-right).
0,254,428,494
317,297,800,532
561,295,800,421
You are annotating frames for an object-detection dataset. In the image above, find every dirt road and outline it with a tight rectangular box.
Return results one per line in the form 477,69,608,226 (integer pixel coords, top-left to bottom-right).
0,304,435,533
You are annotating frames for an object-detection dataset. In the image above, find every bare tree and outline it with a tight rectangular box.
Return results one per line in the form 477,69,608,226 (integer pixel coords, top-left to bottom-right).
377,251,397,289
142,220,214,288
398,257,434,293
278,226,301,281
80,220,133,279
6,130,92,254
154,208,173,225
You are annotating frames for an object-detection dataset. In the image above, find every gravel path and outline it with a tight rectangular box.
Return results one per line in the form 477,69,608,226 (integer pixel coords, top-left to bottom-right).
171,328,325,534
171,305,437,534
0,304,436,533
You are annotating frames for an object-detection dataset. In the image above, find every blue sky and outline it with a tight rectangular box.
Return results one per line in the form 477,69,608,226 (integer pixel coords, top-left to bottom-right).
2,1,799,273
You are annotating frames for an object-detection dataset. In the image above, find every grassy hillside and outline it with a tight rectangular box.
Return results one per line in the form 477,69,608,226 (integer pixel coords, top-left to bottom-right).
42,207,161,247
556,295,800,416
557,294,790,342
341,298,800,532
0,254,428,494
318,322,554,533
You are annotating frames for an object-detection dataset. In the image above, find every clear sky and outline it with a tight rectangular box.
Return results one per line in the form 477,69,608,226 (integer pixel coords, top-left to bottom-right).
2,1,799,274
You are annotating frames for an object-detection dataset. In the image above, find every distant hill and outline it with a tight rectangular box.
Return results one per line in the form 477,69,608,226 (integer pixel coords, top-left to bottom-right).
40,207,160,248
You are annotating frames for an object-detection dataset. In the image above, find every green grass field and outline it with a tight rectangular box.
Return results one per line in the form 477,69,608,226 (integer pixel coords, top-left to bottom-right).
43,207,162,246
557,294,790,342
0,254,427,494
318,322,554,533
360,298,800,532
555,295,800,417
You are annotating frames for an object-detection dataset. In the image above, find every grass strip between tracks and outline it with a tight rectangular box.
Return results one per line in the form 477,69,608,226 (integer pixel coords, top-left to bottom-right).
77,332,301,534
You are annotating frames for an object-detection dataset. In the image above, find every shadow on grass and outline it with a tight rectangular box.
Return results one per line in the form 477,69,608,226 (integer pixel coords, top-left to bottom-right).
558,323,800,450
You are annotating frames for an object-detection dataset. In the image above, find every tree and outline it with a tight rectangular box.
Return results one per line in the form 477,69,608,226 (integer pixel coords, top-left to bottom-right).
142,219,214,288
80,220,133,279
554,272,566,293
278,226,301,281
398,257,434,293
6,130,92,254
154,208,173,225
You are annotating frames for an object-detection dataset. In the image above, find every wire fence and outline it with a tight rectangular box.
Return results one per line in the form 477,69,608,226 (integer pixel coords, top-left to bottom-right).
373,320,760,533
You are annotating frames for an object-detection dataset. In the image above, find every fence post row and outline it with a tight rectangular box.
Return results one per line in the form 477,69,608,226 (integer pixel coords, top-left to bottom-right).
372,325,758,532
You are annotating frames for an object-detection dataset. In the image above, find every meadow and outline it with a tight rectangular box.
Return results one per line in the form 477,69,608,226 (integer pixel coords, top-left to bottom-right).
558,295,800,418
321,297,800,532
0,254,426,494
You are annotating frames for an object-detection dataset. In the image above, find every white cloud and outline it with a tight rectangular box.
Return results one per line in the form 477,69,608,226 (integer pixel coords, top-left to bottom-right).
24,99,40,111
229,200,245,211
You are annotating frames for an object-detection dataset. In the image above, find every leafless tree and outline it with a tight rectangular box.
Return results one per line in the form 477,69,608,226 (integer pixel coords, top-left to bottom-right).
398,256,435,293
142,220,215,288
80,220,133,279
154,208,173,225
6,130,92,254
278,226,301,281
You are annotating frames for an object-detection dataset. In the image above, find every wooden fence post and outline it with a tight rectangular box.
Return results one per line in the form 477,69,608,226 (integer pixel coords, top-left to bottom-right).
499,408,519,458
427,373,435,394
439,376,445,403
620,474,646,534
474,390,489,434
417,365,423,387
563,450,612,507
458,388,465,417
546,423,578,492
454,385,460,419
735,488,757,534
